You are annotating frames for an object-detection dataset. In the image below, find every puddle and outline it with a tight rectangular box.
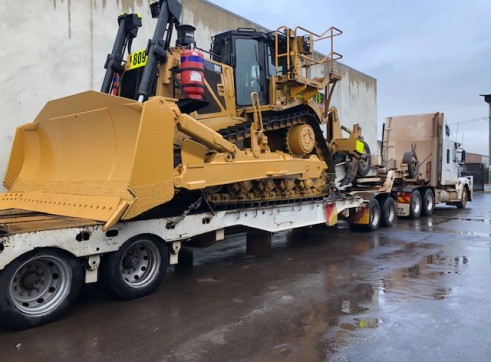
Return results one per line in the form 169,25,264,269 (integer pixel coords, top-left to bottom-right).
333,252,467,339
455,230,491,238
376,253,468,301
400,254,469,277
434,218,491,238
458,218,491,224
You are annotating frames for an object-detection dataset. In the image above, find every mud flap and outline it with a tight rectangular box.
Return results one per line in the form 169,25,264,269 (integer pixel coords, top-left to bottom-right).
325,202,338,226
348,203,370,225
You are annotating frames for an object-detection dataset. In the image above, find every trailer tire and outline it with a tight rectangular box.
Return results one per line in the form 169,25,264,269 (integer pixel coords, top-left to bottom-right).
380,196,396,227
99,235,169,300
357,142,372,177
366,198,381,231
421,189,435,216
0,248,83,330
456,187,468,209
351,198,381,231
402,151,419,179
409,190,422,219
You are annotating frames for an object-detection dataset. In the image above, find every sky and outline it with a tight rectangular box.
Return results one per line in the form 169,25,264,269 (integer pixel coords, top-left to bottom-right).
208,0,491,157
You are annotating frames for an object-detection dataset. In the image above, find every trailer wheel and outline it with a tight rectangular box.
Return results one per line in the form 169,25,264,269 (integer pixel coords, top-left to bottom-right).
456,187,468,209
351,198,381,231
357,142,372,177
100,235,169,300
421,189,435,216
0,249,83,330
366,198,381,231
409,190,422,219
380,197,396,227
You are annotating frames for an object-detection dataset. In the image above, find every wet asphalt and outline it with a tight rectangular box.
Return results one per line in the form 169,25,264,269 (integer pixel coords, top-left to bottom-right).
0,190,491,361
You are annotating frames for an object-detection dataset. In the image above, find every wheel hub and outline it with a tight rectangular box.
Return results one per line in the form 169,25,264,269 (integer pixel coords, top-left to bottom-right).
122,254,140,269
120,240,161,288
9,255,72,316
21,272,40,291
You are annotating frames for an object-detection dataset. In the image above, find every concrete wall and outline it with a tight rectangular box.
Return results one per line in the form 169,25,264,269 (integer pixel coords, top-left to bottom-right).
332,63,377,154
0,0,377,190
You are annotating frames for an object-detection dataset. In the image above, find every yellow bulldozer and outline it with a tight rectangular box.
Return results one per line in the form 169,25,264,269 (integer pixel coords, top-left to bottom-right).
0,0,369,231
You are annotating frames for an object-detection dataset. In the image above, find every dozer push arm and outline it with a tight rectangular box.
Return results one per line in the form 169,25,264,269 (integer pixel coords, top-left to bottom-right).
176,114,237,155
137,0,182,102
101,13,142,93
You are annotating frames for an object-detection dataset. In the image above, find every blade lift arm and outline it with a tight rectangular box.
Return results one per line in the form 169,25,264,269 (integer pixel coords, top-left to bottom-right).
137,0,182,102
101,13,142,93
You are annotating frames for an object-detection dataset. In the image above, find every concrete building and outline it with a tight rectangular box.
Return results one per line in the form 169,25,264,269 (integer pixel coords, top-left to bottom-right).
466,153,489,165
0,0,377,190
465,153,489,190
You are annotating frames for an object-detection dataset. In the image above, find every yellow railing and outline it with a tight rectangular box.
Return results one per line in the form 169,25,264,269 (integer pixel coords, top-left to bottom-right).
275,26,343,79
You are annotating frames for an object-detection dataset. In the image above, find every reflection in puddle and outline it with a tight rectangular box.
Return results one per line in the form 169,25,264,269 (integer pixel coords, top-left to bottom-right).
458,217,491,224
455,230,491,237
334,252,468,339
355,318,379,329
378,253,468,301
433,287,452,300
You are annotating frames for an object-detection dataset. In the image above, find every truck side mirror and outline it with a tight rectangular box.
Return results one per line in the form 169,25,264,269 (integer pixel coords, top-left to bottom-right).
461,150,466,163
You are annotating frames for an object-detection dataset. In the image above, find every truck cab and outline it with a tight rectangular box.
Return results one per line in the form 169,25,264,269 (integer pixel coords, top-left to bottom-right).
382,112,473,218
440,122,465,186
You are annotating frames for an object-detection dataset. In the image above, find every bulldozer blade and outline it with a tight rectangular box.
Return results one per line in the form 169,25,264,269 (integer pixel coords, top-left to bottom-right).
1,91,176,225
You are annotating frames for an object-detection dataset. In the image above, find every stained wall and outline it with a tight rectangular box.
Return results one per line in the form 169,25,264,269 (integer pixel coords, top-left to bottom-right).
0,0,376,189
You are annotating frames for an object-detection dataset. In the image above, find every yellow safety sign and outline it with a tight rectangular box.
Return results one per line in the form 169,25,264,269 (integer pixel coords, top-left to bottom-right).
127,49,148,70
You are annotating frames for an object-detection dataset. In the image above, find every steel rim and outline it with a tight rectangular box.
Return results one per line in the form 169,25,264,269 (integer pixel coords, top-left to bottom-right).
425,193,434,212
120,239,161,289
412,193,421,214
387,202,395,223
371,203,380,227
409,158,418,176
10,255,72,316
359,156,369,172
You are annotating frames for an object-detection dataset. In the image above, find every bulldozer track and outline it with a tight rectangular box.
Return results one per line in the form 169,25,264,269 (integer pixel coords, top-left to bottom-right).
217,106,336,178
171,107,337,209
218,107,314,143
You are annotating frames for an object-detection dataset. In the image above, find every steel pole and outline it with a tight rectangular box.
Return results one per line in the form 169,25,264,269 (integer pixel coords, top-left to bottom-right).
482,94,491,184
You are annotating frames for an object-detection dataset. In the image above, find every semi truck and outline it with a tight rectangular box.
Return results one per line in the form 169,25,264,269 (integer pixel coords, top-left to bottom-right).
0,0,393,329
378,112,472,218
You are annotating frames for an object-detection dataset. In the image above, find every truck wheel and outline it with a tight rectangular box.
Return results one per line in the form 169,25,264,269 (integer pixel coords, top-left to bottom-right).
402,151,419,179
0,249,83,330
351,198,381,231
380,196,396,227
99,235,169,300
357,142,371,177
409,190,422,219
367,198,381,231
421,189,435,216
457,187,468,209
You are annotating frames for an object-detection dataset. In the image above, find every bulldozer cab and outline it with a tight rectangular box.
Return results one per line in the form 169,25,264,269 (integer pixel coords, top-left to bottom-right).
210,29,285,108
210,26,342,112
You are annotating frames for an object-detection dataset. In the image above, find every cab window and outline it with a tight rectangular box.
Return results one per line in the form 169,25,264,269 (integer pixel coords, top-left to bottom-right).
235,38,262,106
